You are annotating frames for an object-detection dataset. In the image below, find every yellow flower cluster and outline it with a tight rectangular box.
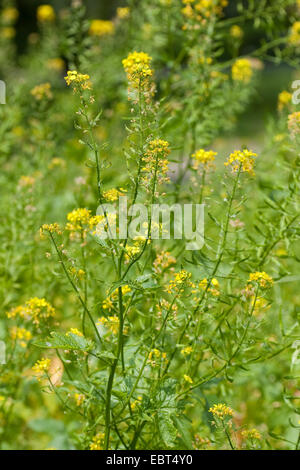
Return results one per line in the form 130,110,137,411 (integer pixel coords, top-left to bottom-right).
182,0,228,22
232,58,253,83
64,71,91,91
209,403,234,419
153,251,176,274
102,285,132,312
10,327,32,348
31,82,53,101
167,270,193,293
89,20,115,37
117,7,130,19
66,328,83,337
198,278,220,296
18,175,35,188
191,149,217,171
148,348,167,367
224,149,258,175
103,188,126,202
66,208,92,232
37,5,55,23
122,51,153,88
40,223,62,239
288,111,300,138
90,432,105,451
278,90,292,111
7,298,55,325
241,428,261,440
142,139,171,186
289,21,300,45
124,239,146,262
97,315,120,335
181,346,193,356
32,358,51,374
248,272,274,289
147,139,170,158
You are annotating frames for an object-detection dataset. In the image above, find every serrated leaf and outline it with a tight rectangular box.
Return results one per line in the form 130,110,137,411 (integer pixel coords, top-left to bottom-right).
33,332,93,351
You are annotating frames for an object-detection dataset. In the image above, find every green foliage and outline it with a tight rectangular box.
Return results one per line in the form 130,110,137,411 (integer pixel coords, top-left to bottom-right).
0,0,300,451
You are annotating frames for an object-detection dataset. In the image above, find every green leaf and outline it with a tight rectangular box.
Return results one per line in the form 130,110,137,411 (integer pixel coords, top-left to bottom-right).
33,332,93,352
158,412,177,448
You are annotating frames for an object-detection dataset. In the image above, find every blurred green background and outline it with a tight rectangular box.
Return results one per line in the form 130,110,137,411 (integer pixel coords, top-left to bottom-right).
8,0,295,132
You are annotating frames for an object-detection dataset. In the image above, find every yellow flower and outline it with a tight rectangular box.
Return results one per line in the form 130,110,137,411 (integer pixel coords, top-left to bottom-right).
2,7,19,23
278,90,292,111
181,0,228,20
230,25,243,39
102,285,131,312
10,327,32,347
232,58,253,83
198,278,220,296
47,58,65,72
66,208,92,232
241,429,261,440
289,21,300,45
181,346,193,356
224,149,258,175
64,71,91,91
69,267,86,280
248,272,273,289
1,27,16,39
103,188,126,202
148,349,168,367
142,139,171,186
183,374,193,384
117,7,130,19
66,328,83,337
48,157,66,169
74,393,85,406
167,270,193,293
191,149,217,170
40,223,62,239
18,175,35,188
153,251,176,274
131,396,142,411
122,51,153,88
147,139,170,158
288,111,300,138
209,403,234,419
251,297,270,316
89,20,115,37
97,316,120,335
90,432,105,450
7,298,55,325
37,5,55,23
32,358,51,374
31,82,53,101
